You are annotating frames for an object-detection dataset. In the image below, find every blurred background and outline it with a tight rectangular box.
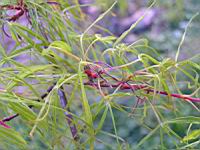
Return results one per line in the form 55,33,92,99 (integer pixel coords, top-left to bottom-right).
79,0,200,60
0,0,199,149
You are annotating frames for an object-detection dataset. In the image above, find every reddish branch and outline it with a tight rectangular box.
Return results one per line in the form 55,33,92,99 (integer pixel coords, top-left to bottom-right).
0,120,11,129
84,82,200,103
146,89,200,102
84,63,200,103
0,0,60,22
0,0,28,22
0,84,56,128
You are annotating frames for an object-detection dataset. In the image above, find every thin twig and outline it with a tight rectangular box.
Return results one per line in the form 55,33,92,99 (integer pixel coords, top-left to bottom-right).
58,86,79,141
0,83,56,128
84,82,200,103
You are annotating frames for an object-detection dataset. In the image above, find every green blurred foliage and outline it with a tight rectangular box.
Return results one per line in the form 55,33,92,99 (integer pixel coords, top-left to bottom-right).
0,0,199,149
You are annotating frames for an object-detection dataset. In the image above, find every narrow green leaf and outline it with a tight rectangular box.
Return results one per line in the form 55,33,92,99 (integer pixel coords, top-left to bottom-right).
96,106,108,134
8,102,48,129
175,13,199,62
0,43,7,57
8,103,37,121
78,61,94,148
8,23,20,45
11,23,48,44
136,125,160,149
0,126,27,147
50,41,72,52
108,103,120,146
165,116,200,124
182,129,200,142
114,0,155,46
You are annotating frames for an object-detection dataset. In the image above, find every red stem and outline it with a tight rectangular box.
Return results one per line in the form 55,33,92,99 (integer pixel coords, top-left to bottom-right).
84,82,200,103
146,89,200,102
0,121,11,129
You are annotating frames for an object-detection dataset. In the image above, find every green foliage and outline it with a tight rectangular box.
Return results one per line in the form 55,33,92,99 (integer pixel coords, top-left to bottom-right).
0,126,26,148
0,0,199,149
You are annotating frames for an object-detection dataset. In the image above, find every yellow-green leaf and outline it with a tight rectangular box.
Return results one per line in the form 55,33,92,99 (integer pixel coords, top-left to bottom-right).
182,129,200,142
